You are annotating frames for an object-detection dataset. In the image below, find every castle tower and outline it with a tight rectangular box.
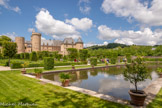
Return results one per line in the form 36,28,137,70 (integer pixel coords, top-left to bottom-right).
15,37,25,53
75,37,83,50
31,31,41,52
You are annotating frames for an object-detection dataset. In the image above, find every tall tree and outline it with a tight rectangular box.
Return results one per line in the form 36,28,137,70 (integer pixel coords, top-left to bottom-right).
67,48,78,61
79,49,88,61
2,42,17,66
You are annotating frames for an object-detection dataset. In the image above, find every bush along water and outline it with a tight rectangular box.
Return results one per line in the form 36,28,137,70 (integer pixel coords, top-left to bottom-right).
34,68,43,78
59,73,71,87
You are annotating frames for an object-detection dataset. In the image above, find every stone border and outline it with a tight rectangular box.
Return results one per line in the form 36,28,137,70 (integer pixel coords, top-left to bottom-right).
28,64,126,75
23,74,162,108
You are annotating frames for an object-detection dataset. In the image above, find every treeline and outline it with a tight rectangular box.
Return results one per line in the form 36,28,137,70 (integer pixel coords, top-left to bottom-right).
87,43,128,50
87,45,162,58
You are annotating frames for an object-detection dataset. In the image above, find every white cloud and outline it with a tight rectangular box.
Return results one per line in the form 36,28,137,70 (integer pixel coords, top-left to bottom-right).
78,0,91,14
79,6,91,14
98,25,120,40
28,28,34,32
35,8,80,39
84,41,108,47
101,0,162,26
103,41,108,45
66,18,93,31
1,32,17,41
12,6,21,13
98,25,162,46
0,0,21,13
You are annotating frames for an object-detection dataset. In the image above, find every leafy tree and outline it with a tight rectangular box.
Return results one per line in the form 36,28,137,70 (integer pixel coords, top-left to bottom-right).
0,35,11,46
90,57,97,66
109,52,118,64
124,57,150,92
79,49,88,61
67,48,78,61
154,45,162,56
2,42,17,66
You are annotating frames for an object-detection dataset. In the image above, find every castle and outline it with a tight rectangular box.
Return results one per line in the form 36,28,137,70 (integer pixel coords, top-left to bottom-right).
15,31,83,55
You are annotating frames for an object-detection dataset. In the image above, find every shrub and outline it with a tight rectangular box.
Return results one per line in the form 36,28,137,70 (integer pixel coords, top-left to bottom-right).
59,73,70,82
28,63,44,67
5,61,9,66
0,52,3,59
44,57,54,70
126,53,132,63
11,62,23,69
24,53,29,59
20,53,24,59
30,51,38,61
34,68,43,74
109,52,118,64
14,54,20,59
90,58,97,66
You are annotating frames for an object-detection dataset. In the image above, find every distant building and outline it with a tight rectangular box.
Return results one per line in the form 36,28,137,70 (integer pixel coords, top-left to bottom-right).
15,31,83,55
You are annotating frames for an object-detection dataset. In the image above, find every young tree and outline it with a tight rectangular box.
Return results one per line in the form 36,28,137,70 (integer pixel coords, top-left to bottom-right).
79,49,88,62
67,48,78,61
124,57,150,92
2,42,17,66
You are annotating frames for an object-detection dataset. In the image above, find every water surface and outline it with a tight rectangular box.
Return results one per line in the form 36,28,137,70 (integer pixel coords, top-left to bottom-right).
43,65,161,100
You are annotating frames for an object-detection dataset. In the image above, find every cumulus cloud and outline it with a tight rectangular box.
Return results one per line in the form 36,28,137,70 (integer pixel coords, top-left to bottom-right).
78,0,91,14
35,8,80,39
0,0,21,13
84,41,108,47
98,25,162,46
101,0,162,26
28,28,34,32
66,18,93,31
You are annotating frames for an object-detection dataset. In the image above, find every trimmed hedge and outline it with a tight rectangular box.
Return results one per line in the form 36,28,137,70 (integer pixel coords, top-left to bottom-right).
109,52,118,64
143,58,162,61
30,52,38,61
11,62,23,69
28,63,44,67
44,57,54,70
90,58,97,66
126,53,132,63
24,53,30,59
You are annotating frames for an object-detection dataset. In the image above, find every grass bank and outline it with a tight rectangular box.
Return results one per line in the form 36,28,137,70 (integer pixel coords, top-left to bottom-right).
0,70,129,108
147,89,162,108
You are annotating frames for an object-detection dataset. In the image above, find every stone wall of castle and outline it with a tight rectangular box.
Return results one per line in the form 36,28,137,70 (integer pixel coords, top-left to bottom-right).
31,32,41,52
15,37,25,53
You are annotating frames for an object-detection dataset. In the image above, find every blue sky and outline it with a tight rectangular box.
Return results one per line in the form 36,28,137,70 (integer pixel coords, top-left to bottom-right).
0,0,162,46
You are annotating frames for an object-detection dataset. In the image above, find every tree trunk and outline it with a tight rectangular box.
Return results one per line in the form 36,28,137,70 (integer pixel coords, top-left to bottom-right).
8,58,10,67
135,82,138,93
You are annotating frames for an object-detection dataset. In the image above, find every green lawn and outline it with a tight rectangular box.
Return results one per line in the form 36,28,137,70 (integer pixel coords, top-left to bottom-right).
147,89,162,108
0,70,129,108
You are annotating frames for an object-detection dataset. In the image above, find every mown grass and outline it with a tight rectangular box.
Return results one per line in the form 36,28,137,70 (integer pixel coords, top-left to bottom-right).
147,89,162,108
0,70,130,108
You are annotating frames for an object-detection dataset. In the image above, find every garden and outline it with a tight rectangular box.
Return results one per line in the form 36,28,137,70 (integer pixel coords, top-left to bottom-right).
0,36,162,107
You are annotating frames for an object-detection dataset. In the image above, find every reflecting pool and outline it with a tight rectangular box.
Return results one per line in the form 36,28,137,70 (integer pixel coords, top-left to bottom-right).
42,64,161,100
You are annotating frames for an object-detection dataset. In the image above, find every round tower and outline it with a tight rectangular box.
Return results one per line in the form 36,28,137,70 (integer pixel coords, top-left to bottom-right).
15,37,25,53
75,37,83,50
31,32,41,52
